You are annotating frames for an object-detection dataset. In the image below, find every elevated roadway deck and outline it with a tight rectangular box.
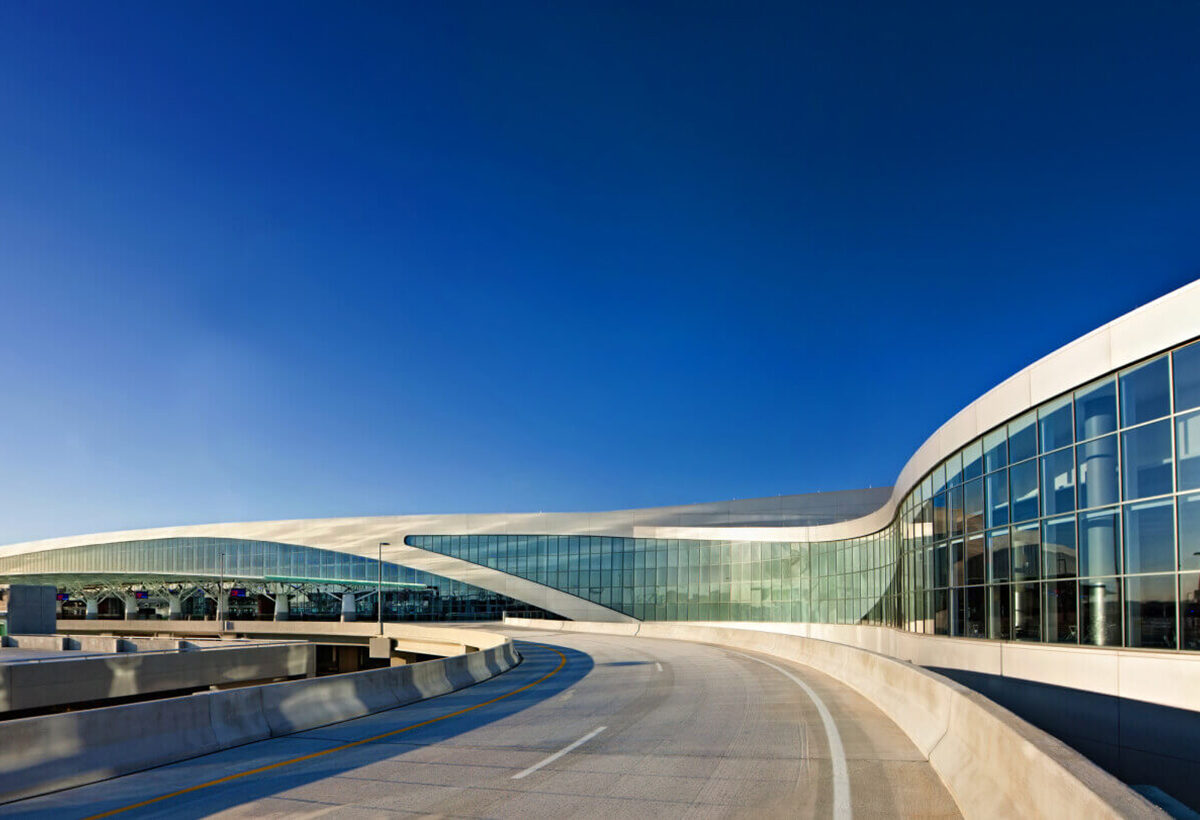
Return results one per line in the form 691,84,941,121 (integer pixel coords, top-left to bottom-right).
2,625,959,818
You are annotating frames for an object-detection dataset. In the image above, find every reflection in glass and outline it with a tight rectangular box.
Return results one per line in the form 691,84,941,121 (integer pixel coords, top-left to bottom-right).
1008,411,1038,464
986,471,1009,528
951,539,964,586
1039,396,1073,454
950,486,965,537
989,584,1011,640
963,440,983,481
1125,574,1177,649
1182,573,1200,651
1180,493,1200,572
1121,420,1173,500
1174,340,1200,413
1177,410,1200,492
965,586,985,638
1079,508,1120,577
933,492,948,542
1120,355,1171,426
933,541,949,587
1079,578,1122,646
1042,516,1077,579
1010,459,1039,523
1124,499,1176,574
1012,524,1041,581
984,428,1008,472
1013,582,1041,641
1075,377,1117,441
966,534,986,585
933,588,950,635
988,529,1011,583
1077,435,1119,509
1040,448,1075,516
1044,580,1077,643
964,478,984,533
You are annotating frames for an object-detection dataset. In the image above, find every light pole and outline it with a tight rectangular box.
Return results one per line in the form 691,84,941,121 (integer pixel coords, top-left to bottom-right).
217,551,225,624
378,542,390,635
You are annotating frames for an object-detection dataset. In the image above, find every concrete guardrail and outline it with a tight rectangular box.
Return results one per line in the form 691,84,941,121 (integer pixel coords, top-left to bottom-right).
502,617,1163,820
0,634,519,804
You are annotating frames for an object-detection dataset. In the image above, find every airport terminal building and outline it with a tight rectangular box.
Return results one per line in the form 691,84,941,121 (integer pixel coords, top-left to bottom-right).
1,281,1199,654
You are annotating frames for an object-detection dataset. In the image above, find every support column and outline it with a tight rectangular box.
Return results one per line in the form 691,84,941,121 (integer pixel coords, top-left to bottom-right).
215,590,228,622
167,593,183,620
340,591,356,622
122,594,139,620
85,596,99,620
274,594,290,621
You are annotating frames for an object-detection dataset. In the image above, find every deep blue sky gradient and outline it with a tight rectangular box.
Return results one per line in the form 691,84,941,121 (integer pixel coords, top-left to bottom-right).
1,2,1198,542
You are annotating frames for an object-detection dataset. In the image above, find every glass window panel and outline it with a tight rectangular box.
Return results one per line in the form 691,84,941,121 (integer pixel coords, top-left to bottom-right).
931,463,946,496
1012,523,1041,581
986,471,1009,528
932,588,950,635
1044,580,1077,643
1079,507,1120,577
964,478,984,533
1174,340,1200,413
1008,411,1037,464
983,428,1008,473
1075,376,1118,442
988,529,1011,582
1124,498,1176,574
1013,582,1041,641
933,541,949,587
951,539,964,586
1182,573,1200,651
1076,435,1119,509
1079,577,1122,647
963,440,984,481
946,452,963,488
989,584,1011,640
1042,516,1077,579
1179,492,1200,572
964,586,985,638
1010,460,1039,523
1039,395,1074,454
1121,419,1173,500
1121,355,1171,426
965,533,986,585
932,492,948,542
1177,410,1200,492
1040,448,1076,516
1125,574,1177,649
950,486,965,537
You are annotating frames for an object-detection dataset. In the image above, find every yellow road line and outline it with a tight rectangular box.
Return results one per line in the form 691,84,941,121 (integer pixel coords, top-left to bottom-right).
85,644,566,819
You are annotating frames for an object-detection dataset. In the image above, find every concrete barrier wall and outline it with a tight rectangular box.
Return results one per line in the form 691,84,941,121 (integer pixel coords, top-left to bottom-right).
0,633,519,804
0,643,315,713
503,617,1162,820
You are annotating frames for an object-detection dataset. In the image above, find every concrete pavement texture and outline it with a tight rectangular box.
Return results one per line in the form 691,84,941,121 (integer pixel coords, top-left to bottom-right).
1,626,961,819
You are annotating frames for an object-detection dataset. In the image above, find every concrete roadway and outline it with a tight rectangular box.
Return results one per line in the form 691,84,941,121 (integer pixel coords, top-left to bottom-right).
2,626,960,819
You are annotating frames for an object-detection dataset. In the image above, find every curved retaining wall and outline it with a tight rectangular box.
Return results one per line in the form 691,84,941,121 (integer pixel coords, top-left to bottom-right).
0,635,519,804
503,617,1162,819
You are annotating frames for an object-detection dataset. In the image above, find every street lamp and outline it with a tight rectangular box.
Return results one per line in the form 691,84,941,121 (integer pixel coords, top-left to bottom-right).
378,542,390,635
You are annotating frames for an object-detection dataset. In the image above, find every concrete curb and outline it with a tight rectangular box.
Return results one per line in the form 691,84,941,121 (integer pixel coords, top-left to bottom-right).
505,617,1164,820
0,635,519,805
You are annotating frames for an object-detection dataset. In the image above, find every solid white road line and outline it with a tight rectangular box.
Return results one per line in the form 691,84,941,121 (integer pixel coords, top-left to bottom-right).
511,726,608,780
726,650,852,820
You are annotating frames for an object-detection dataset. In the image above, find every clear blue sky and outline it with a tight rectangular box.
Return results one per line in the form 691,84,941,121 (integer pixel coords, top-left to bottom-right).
1,2,1198,543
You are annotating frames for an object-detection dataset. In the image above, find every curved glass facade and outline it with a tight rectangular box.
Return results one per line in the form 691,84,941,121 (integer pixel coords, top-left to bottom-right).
409,338,1200,651
0,537,550,621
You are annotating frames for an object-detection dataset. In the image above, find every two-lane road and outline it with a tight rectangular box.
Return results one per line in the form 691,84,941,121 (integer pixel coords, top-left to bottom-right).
3,627,960,818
